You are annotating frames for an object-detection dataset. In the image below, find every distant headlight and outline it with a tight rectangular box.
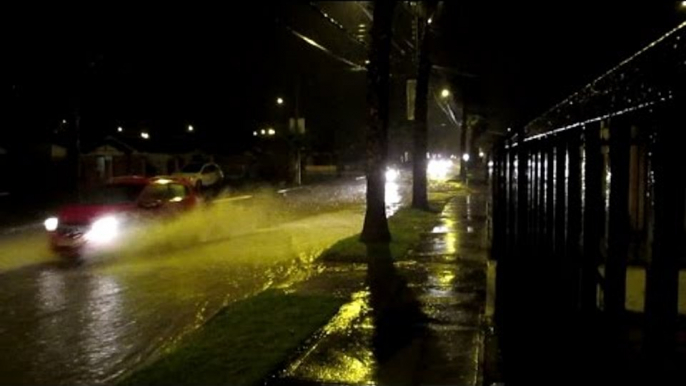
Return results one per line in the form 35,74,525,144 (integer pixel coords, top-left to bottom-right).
428,159,453,180
85,216,120,243
44,217,58,232
385,168,399,182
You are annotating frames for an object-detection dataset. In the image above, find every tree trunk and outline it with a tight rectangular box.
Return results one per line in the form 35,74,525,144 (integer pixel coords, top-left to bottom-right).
360,0,395,243
411,16,430,210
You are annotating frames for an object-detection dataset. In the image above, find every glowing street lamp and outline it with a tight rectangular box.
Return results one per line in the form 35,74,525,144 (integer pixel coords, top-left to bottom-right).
188,125,194,132
276,97,284,105
441,88,450,98
462,153,470,162
267,128,276,136
117,126,123,133
141,132,150,139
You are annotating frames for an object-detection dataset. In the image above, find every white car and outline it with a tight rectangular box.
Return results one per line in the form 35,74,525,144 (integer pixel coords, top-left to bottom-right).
173,162,224,189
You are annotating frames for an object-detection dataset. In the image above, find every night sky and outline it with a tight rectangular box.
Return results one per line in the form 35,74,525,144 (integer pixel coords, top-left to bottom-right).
5,1,684,153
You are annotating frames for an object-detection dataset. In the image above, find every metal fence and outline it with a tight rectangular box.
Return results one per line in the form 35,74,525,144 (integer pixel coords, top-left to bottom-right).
491,22,686,365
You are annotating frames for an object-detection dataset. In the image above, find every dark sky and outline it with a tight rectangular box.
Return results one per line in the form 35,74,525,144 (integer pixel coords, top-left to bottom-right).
5,1,684,153
438,0,685,128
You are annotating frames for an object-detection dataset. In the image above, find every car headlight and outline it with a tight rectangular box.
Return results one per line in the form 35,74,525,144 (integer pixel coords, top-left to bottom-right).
85,216,120,243
428,159,453,180
44,217,59,232
385,168,399,183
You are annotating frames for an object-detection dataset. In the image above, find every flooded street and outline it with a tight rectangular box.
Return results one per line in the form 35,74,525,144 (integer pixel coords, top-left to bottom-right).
0,178,409,385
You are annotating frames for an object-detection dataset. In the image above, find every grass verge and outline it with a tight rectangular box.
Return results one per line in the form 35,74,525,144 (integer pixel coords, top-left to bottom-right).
117,289,345,386
321,181,462,263
116,180,462,386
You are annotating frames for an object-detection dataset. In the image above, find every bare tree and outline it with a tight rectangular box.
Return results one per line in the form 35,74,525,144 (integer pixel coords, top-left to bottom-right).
360,0,395,243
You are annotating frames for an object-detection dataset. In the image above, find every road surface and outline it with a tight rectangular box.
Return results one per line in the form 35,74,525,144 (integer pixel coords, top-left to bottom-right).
0,178,408,385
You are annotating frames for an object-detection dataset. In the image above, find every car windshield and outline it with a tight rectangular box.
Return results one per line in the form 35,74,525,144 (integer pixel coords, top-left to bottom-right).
80,184,146,205
138,184,170,202
181,163,204,173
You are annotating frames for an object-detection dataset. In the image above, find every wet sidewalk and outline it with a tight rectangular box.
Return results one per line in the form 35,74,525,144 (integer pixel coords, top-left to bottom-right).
271,190,489,386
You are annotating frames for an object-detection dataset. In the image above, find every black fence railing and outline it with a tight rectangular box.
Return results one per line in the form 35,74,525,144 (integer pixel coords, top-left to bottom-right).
490,22,686,381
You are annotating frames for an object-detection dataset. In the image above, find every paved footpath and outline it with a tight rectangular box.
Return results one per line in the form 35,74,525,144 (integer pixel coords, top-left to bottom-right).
270,190,490,386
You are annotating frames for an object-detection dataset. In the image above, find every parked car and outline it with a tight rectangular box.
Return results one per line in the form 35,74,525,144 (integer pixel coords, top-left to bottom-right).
44,176,201,257
173,162,224,189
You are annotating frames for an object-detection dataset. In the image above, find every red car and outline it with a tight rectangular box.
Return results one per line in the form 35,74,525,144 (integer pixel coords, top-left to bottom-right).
45,176,201,257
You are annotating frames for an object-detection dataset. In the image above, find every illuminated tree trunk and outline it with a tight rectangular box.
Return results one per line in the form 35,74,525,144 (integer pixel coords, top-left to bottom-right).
360,0,395,243
412,16,430,210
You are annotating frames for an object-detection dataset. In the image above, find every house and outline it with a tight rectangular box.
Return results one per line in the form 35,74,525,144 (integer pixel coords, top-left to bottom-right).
80,136,206,188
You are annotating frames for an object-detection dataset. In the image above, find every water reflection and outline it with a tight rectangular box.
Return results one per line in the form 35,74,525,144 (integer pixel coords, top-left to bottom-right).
83,275,124,372
37,269,67,314
432,225,449,233
427,266,456,297
385,181,402,216
366,243,427,384
34,269,126,383
444,218,458,254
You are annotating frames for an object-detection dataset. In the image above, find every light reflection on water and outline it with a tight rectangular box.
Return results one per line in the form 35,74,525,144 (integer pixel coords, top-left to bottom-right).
385,182,402,216
1,178,413,385
36,271,126,382
286,290,376,384
83,275,124,372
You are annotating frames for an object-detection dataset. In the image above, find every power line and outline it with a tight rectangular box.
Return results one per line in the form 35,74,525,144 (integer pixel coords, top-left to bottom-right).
281,23,365,71
308,2,368,49
309,2,410,61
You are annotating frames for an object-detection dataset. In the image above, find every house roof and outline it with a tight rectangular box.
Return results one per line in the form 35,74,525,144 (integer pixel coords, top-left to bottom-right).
84,136,201,155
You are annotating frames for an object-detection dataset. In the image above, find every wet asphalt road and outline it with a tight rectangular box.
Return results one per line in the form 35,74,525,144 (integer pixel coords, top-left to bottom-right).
0,178,409,385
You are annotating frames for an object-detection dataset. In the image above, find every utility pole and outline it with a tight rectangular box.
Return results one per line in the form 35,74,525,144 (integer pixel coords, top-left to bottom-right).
293,76,302,185
73,106,82,199
411,6,431,210
459,100,468,181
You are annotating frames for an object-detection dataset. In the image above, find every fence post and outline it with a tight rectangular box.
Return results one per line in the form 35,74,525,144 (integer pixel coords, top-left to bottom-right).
582,124,604,313
517,134,529,257
645,103,685,361
546,141,555,258
508,140,517,254
606,118,631,320
567,132,582,311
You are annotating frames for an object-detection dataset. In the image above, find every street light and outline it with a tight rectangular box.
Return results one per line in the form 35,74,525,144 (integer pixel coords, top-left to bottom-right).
117,126,123,133
682,0,686,8
462,153,470,162
141,132,150,139
267,128,276,136
441,89,450,98
277,97,284,105
188,125,194,132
